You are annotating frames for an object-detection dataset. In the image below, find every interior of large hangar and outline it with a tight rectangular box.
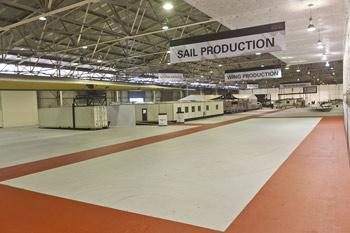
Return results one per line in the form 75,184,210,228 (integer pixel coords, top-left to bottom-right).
1,0,350,233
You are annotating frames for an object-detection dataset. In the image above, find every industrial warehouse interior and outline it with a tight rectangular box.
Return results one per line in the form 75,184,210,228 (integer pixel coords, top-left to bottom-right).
1,0,350,233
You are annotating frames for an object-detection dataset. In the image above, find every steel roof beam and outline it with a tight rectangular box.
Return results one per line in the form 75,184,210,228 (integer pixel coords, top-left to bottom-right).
0,0,101,31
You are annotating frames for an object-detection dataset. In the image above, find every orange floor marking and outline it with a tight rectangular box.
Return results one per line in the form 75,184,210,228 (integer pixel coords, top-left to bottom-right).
0,184,218,233
1,117,350,233
0,109,283,182
225,117,350,233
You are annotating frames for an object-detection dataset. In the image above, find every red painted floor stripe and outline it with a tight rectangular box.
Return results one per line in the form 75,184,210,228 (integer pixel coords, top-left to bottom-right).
0,184,219,233
0,109,283,182
225,117,350,233
0,116,349,233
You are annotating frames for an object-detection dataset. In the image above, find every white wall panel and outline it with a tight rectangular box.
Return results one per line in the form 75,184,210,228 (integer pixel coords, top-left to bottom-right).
0,91,38,127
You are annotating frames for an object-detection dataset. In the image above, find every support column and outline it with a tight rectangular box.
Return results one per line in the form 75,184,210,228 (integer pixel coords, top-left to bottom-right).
116,91,120,103
58,91,63,107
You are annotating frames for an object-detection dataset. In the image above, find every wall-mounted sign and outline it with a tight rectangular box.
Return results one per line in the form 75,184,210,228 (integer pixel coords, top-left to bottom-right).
280,82,311,89
225,66,282,82
303,86,317,94
158,70,183,82
247,84,259,89
170,22,285,63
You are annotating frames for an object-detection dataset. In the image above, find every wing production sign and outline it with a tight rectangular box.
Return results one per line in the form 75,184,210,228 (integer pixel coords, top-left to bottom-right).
170,22,286,63
225,66,282,82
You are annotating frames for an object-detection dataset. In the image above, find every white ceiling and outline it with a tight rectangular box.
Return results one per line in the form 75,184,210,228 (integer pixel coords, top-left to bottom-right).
183,0,345,65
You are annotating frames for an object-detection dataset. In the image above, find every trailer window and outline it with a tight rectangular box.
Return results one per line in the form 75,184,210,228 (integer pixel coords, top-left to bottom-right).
198,106,201,111
192,106,195,112
177,107,181,113
216,104,219,110
206,105,209,111
185,107,189,113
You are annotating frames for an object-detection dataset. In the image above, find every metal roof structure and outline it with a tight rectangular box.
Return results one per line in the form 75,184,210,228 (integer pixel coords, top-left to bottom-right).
0,0,344,89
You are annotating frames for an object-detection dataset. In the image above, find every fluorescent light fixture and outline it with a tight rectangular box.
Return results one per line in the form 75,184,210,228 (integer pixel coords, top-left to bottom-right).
97,59,102,63
200,75,204,78
162,23,169,30
39,16,47,21
218,64,222,67
285,66,290,70
163,1,173,10
255,52,261,55
82,45,88,50
296,67,301,72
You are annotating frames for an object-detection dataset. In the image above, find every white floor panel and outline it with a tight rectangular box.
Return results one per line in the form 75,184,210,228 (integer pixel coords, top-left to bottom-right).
0,125,195,168
2,118,321,231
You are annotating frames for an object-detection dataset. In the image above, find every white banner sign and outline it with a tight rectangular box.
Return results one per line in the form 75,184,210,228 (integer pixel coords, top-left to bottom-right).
225,67,282,82
280,82,311,89
247,84,259,89
158,72,183,82
170,22,285,63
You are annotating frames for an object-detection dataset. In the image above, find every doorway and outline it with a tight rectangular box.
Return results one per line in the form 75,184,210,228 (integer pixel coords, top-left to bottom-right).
142,108,147,121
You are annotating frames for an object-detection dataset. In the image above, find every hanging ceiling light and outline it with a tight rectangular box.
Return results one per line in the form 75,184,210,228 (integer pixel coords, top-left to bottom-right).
218,64,222,67
167,62,171,65
162,23,169,30
167,50,171,54
82,45,88,50
331,67,334,70
316,30,323,49
307,4,316,32
325,61,330,67
39,16,47,21
307,70,311,75
322,53,327,61
163,1,173,10
285,65,290,70
296,67,301,72
209,70,213,74
260,63,265,68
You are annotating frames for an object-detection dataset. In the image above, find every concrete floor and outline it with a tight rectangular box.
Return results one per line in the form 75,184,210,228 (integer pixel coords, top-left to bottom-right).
0,125,195,168
1,107,350,233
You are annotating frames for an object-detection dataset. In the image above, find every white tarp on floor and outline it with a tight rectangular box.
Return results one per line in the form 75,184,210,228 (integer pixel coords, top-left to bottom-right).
2,117,321,231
